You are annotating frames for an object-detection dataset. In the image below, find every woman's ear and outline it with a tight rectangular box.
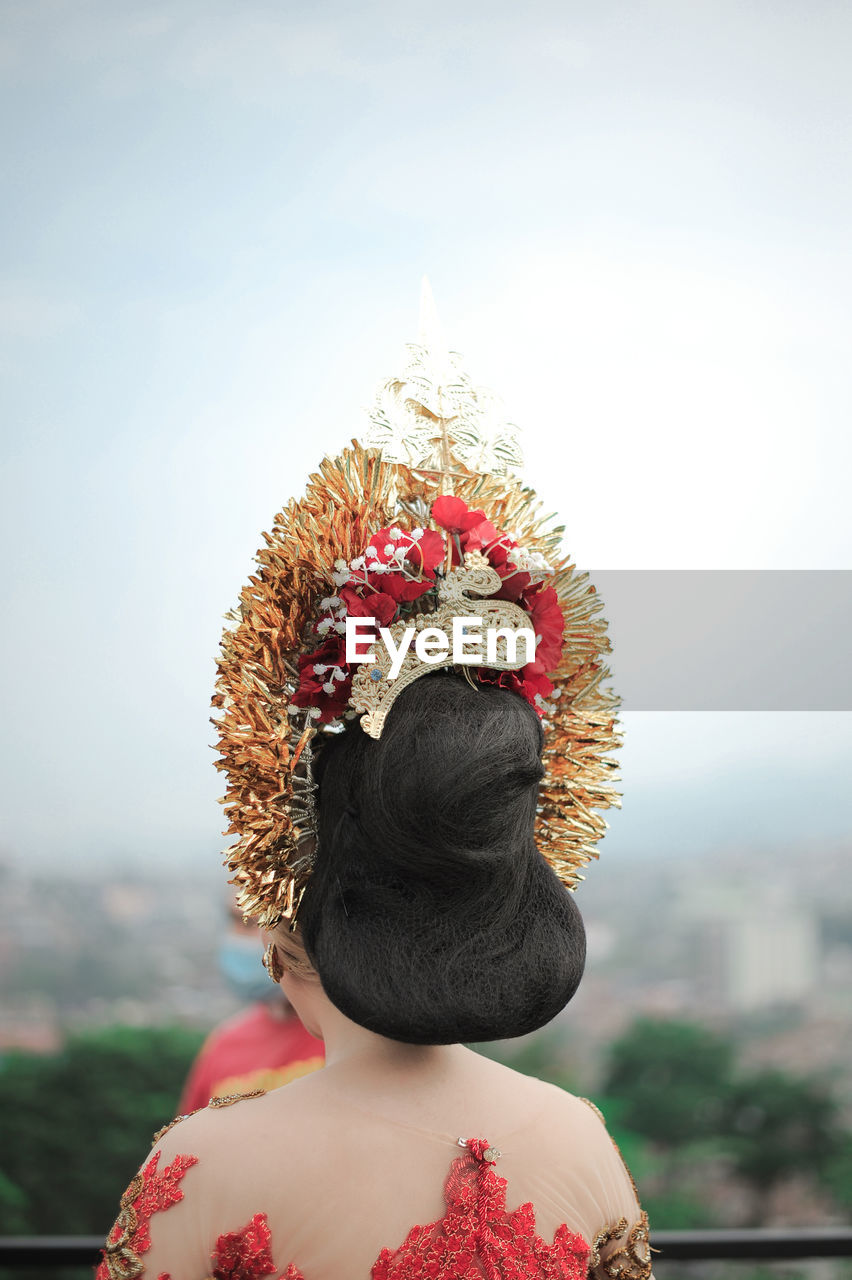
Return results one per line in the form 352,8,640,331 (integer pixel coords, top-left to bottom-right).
277,967,326,1041
269,924,320,981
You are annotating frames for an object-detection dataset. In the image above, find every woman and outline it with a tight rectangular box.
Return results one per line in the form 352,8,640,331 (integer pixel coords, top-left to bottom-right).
97,324,652,1279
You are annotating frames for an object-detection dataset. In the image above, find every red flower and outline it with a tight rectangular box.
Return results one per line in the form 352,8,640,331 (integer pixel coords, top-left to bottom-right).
432,496,527,579
362,528,400,564
460,516,499,554
526,585,564,674
359,527,442,601
405,528,444,574
522,668,555,700
477,666,554,713
432,497,493,545
291,635,351,723
339,585,397,628
483,541,531,601
431,495,471,532
371,572,434,604
363,526,438,567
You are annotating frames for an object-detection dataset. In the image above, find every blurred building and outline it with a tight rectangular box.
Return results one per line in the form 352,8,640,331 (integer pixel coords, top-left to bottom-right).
725,908,819,1012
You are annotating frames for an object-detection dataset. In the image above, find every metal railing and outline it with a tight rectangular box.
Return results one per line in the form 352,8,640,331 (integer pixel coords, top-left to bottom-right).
1,1229,852,1267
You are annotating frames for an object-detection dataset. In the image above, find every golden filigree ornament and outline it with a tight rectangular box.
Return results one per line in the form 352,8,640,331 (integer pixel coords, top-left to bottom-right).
364,280,523,480
590,1214,653,1280
213,281,621,931
351,550,535,738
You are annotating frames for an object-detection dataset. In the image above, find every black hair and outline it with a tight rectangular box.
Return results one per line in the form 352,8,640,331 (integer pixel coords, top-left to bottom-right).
298,672,586,1043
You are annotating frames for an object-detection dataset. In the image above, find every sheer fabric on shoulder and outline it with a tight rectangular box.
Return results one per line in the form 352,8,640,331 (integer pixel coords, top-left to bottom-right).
103,1083,652,1280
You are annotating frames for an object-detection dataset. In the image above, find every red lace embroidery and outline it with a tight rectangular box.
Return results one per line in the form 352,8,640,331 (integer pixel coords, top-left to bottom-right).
96,1150,198,1280
372,1138,589,1280
108,1138,591,1280
209,1212,302,1280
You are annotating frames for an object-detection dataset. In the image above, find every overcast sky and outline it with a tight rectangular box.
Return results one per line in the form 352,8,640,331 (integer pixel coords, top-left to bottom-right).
1,0,850,876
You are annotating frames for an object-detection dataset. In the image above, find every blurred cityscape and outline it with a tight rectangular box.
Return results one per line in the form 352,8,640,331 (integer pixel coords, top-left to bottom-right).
2,840,849,1094
570,841,852,1097
2,839,851,1248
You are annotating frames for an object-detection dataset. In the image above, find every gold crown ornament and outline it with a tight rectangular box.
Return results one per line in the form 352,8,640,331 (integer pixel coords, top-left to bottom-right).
213,281,621,930
349,549,537,738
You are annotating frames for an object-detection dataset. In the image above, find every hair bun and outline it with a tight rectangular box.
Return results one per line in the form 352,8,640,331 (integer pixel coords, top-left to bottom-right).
299,674,586,1043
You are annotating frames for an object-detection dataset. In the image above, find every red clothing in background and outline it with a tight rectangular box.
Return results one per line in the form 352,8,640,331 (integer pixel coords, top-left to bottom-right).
179,1004,324,1113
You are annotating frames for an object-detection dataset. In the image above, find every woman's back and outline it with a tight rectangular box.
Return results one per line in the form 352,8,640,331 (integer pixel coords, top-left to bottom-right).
100,1050,651,1280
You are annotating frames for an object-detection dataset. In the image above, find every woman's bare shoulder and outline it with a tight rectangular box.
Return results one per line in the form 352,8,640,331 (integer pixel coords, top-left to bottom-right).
519,1076,623,1135
150,1054,615,1168
460,1051,604,1117
146,1081,336,1209
150,1086,276,1153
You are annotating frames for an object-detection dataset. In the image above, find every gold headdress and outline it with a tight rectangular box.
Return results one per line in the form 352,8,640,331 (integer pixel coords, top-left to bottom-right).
213,282,621,930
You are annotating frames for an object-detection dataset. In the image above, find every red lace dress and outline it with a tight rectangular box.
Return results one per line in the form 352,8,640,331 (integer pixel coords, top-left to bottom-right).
97,1088,653,1280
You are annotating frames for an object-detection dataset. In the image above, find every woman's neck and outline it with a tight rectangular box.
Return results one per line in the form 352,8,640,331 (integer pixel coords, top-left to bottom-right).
318,1002,471,1080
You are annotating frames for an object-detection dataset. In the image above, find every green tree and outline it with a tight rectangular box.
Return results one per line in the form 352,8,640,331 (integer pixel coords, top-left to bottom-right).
603,1018,736,1148
0,1025,204,1239
724,1068,844,1224
821,1131,852,1214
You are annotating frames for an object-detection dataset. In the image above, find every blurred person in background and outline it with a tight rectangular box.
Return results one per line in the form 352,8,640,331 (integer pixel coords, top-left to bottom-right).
178,897,324,1112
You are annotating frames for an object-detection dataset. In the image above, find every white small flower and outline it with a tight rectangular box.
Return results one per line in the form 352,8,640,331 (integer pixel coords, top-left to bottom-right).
350,555,366,571
334,558,348,572
388,527,403,541
313,664,328,675
334,620,347,633
317,618,333,634
308,706,322,719
410,526,424,540
319,596,341,610
322,680,336,694
365,544,379,558
332,569,351,587
372,562,389,574
383,543,394,555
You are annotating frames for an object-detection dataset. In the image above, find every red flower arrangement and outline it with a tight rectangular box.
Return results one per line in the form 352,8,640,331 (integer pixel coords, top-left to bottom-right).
290,496,564,726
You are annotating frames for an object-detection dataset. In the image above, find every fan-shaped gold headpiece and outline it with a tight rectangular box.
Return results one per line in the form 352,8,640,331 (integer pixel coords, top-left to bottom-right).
213,282,621,930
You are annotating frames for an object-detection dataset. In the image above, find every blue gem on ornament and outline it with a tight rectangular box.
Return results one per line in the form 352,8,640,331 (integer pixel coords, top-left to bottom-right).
370,667,383,682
